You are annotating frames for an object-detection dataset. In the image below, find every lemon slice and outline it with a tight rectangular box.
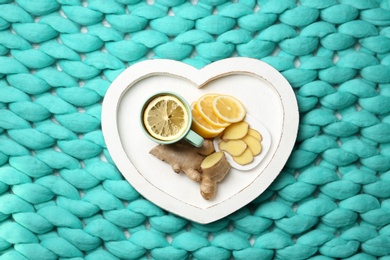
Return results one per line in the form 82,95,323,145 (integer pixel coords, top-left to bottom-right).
143,95,189,141
191,102,225,138
212,95,246,123
195,94,230,128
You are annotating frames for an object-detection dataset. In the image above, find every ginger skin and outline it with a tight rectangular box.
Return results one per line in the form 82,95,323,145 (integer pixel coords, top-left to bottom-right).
149,140,214,182
149,140,231,200
200,151,231,200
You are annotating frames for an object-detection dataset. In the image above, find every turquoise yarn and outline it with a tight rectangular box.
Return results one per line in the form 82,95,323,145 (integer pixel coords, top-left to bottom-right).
1,0,390,259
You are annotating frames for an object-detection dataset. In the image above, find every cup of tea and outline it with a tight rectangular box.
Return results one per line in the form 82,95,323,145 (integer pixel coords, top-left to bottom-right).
140,91,204,147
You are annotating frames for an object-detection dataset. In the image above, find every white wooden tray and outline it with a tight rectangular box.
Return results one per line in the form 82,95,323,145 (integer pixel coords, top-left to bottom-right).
102,58,299,224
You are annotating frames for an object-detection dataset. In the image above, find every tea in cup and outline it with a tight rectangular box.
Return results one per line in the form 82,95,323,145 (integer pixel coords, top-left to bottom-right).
140,92,204,147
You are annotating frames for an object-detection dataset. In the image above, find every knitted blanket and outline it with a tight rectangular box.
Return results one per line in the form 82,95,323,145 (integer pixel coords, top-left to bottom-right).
1,0,390,259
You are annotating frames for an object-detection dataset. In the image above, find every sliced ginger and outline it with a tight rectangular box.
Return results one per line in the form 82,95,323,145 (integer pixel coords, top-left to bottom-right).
218,140,247,156
222,121,249,140
242,134,262,156
248,128,262,142
201,151,224,169
233,148,254,165
219,124,263,166
149,140,215,182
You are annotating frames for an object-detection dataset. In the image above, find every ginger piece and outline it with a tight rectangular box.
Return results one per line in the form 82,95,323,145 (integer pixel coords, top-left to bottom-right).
149,140,214,182
242,134,262,156
150,140,232,200
248,128,262,142
197,139,216,156
233,148,254,165
222,121,249,140
198,139,215,156
218,140,247,156
200,151,231,200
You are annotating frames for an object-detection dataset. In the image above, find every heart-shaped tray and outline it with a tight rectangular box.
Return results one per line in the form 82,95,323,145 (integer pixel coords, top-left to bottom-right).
102,58,299,223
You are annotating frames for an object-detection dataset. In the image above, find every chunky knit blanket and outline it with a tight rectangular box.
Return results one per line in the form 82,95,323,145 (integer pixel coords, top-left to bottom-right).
1,0,390,259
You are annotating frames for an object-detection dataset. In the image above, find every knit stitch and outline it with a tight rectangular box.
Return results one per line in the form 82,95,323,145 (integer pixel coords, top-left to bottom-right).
1,0,390,259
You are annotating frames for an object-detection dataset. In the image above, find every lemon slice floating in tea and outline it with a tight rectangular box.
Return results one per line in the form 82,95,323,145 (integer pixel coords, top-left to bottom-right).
143,95,189,141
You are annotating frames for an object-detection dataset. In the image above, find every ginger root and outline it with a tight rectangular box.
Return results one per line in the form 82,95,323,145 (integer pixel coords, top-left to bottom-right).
149,140,214,182
197,139,216,156
200,151,231,200
149,140,231,200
